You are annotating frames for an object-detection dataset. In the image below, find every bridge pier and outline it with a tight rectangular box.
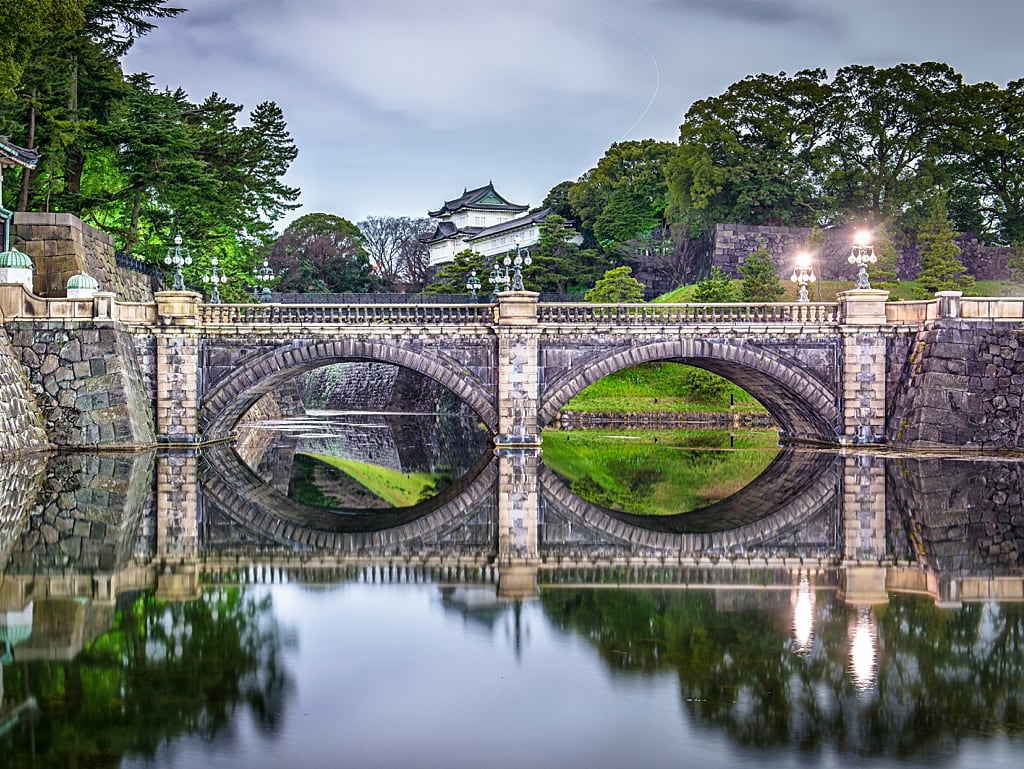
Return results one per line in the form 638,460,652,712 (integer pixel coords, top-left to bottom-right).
495,291,542,447
154,291,201,444
838,290,889,444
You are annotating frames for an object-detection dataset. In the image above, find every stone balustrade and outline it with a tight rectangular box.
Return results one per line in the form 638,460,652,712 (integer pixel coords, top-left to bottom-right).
538,301,840,325
199,302,494,326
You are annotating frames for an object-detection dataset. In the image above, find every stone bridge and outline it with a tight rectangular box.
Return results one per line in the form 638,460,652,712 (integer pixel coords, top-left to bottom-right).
3,285,1024,451
153,289,882,447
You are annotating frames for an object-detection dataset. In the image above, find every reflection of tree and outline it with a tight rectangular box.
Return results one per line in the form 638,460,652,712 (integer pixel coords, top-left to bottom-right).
2,587,293,765
541,589,1024,757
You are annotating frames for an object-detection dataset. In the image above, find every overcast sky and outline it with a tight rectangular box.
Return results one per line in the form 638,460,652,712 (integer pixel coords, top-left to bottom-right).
123,0,1024,229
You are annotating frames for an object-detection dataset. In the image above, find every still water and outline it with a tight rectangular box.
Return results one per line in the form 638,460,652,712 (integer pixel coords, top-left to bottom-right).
1,413,1023,768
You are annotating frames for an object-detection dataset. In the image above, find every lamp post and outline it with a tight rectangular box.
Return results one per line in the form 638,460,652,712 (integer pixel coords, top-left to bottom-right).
202,255,228,303
790,252,816,303
508,237,532,291
489,237,532,299
465,269,482,301
489,259,510,300
849,231,877,290
252,259,275,301
164,235,192,291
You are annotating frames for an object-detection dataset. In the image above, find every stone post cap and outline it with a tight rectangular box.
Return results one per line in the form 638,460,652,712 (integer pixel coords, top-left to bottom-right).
838,289,889,325
154,290,202,326
496,290,539,326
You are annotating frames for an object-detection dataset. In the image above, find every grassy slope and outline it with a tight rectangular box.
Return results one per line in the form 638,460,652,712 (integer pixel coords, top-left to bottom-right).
297,451,445,507
541,428,780,515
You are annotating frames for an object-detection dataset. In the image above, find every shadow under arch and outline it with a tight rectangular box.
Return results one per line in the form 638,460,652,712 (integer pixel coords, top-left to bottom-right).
200,339,497,440
199,442,497,552
539,338,841,441
538,447,841,555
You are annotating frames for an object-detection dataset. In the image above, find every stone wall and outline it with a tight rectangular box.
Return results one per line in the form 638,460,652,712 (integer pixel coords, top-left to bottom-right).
11,212,161,301
6,320,156,448
887,320,1024,449
712,223,1015,283
0,324,51,456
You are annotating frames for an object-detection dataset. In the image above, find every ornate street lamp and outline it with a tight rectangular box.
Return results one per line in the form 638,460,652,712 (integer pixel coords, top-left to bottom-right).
252,259,275,301
164,235,192,291
790,252,816,303
489,259,510,300
202,255,229,303
465,269,482,301
849,230,877,290
507,237,532,291
488,237,532,300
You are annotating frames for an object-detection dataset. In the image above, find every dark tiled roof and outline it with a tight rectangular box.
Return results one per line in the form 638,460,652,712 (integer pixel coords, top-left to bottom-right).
419,220,483,245
428,182,528,218
466,208,551,242
0,137,40,169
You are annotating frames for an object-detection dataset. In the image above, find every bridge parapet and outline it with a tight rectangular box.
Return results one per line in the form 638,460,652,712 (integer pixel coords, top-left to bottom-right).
199,301,493,327
538,301,840,325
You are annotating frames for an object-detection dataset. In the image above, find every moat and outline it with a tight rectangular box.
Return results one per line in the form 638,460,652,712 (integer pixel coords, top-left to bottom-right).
1,412,1022,768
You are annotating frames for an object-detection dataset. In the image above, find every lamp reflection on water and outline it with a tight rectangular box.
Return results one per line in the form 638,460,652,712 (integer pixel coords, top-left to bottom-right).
791,570,815,653
849,605,879,691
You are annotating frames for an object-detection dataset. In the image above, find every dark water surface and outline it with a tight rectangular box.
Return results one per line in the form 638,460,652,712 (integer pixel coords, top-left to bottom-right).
1,415,1023,768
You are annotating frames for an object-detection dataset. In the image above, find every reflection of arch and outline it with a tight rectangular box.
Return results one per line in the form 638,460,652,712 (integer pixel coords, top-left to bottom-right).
199,443,497,552
540,339,840,441
200,339,496,439
538,448,840,554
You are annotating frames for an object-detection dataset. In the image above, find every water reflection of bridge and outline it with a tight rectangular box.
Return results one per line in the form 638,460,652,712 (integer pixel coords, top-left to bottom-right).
1,446,1021,604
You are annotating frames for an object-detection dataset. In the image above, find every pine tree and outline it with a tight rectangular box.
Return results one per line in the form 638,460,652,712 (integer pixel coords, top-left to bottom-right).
585,266,645,303
692,266,735,302
739,242,784,301
916,192,974,296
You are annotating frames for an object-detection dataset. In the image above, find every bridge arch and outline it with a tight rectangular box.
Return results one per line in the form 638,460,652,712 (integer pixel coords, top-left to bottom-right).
539,338,841,441
200,338,496,440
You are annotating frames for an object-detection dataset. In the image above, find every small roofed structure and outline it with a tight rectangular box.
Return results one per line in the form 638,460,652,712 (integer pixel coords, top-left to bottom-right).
0,136,41,251
66,271,99,299
0,246,34,292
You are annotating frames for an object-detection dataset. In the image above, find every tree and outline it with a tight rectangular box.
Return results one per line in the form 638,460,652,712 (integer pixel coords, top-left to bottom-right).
424,249,489,295
739,242,784,301
692,266,736,302
666,69,830,232
949,79,1024,246
269,213,379,294
567,139,675,250
358,215,433,290
585,265,645,303
523,214,606,294
916,192,974,295
822,62,964,223
0,0,84,100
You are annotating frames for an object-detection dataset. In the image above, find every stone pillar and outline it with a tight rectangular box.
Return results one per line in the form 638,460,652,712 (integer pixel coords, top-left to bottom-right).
840,453,889,605
838,289,889,444
494,291,541,447
935,290,962,319
496,447,540,565
154,291,201,444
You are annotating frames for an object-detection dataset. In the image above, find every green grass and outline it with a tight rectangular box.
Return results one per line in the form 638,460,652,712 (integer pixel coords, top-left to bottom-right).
565,361,764,414
297,451,449,507
541,428,780,515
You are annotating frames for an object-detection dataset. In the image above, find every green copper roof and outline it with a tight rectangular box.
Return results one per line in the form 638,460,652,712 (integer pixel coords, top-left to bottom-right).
67,272,99,290
0,247,33,269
